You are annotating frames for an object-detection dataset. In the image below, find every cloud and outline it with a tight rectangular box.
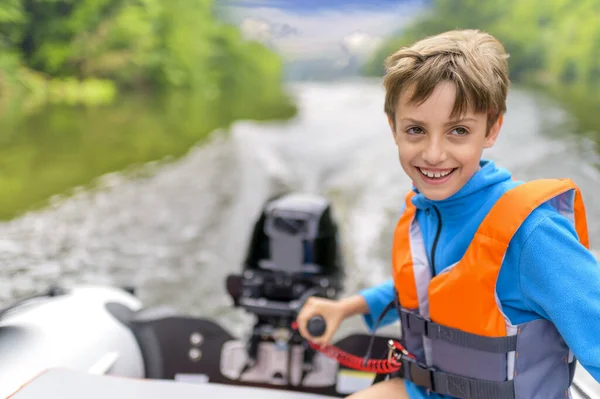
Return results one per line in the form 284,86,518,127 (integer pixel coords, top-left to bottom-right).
239,17,299,44
341,31,384,58
240,18,273,42
223,2,426,61
274,23,299,38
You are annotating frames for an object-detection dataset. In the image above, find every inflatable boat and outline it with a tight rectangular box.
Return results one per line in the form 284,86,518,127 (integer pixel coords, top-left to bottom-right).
2,193,598,399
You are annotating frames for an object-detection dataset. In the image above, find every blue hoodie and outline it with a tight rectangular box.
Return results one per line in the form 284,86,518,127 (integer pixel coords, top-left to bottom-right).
359,159,600,399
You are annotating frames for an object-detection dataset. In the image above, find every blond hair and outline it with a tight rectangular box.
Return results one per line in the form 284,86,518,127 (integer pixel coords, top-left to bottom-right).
383,29,510,131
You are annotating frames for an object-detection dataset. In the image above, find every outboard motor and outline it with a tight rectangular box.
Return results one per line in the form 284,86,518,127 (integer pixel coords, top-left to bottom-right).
227,192,344,313
226,193,345,375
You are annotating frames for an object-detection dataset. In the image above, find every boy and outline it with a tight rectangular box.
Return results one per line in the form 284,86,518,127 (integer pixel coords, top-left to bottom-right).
296,29,600,399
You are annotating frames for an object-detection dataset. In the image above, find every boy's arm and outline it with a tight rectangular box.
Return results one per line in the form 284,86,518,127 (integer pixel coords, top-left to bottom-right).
359,279,399,332
518,211,600,382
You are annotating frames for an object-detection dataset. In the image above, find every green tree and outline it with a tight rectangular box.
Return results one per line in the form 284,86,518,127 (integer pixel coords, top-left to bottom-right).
364,0,600,89
0,0,293,108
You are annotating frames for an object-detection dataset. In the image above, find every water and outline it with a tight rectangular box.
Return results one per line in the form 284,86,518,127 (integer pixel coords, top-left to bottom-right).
0,89,295,221
0,78,599,344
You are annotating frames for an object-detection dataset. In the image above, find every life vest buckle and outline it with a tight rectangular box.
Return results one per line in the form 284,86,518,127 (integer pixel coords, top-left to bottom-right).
407,361,435,391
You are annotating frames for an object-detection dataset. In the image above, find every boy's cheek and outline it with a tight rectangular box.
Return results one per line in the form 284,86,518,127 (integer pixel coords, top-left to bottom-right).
397,148,414,164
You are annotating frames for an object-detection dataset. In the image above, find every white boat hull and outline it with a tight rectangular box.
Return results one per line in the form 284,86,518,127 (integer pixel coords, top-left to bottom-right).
0,285,597,399
0,286,144,399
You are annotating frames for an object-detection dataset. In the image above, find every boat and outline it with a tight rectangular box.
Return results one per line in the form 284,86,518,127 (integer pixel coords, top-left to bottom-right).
1,193,598,399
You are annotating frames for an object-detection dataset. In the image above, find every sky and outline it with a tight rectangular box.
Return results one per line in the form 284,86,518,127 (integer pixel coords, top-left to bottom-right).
222,0,420,13
218,0,428,64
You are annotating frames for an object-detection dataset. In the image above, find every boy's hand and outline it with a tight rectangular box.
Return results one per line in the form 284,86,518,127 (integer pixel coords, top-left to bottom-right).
296,296,345,345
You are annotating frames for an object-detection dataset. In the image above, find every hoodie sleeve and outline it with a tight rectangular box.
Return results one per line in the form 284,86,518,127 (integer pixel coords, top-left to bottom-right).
359,279,399,332
517,210,600,383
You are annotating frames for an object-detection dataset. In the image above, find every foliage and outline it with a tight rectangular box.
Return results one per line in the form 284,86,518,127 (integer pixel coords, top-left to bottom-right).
363,0,600,89
0,0,292,106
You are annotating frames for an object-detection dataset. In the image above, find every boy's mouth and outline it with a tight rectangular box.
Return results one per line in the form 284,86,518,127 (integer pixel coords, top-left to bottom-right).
418,167,457,180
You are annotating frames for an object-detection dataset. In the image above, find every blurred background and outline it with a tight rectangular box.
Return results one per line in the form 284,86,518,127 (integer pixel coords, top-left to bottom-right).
0,0,598,338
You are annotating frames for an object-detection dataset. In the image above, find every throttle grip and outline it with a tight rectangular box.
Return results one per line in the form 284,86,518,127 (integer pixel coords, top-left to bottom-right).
306,315,327,337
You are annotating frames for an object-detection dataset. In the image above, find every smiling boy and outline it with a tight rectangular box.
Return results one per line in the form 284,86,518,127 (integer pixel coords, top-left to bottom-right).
296,29,600,399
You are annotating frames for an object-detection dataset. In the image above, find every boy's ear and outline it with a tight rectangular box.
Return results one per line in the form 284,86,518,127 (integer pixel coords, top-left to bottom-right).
484,114,503,148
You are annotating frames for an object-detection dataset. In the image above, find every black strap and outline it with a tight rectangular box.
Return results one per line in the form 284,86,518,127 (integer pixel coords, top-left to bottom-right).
364,299,398,385
363,299,397,363
401,311,518,354
402,359,515,399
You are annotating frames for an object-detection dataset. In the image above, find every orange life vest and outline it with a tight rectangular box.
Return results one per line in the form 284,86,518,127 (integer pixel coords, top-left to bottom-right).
392,179,589,398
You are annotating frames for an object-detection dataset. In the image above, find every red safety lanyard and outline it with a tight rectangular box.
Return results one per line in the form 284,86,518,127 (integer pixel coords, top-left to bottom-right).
291,321,415,374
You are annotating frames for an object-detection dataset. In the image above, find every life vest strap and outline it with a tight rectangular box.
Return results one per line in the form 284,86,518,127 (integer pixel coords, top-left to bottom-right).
401,311,518,353
402,358,516,399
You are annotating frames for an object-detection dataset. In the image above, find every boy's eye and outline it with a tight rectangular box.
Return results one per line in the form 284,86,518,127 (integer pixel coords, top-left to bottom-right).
451,127,469,136
407,127,424,135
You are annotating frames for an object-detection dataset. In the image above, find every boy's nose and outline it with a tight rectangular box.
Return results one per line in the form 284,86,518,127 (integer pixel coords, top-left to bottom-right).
422,138,447,165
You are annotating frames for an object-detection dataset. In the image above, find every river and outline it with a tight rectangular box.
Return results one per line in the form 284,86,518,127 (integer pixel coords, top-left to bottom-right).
0,78,599,343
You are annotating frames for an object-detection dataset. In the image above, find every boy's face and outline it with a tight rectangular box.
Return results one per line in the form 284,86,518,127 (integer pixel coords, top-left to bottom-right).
389,81,502,201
